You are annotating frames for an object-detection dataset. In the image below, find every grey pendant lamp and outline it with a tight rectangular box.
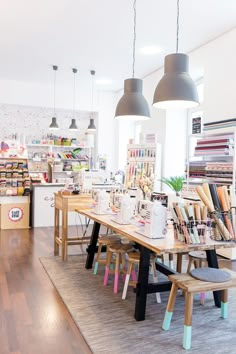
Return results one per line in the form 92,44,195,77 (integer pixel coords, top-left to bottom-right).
115,0,150,120
49,65,59,129
87,70,96,132
69,68,78,130
153,0,199,109
87,118,96,131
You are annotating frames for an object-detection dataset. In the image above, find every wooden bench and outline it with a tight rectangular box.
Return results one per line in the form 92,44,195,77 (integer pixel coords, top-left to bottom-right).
162,268,236,350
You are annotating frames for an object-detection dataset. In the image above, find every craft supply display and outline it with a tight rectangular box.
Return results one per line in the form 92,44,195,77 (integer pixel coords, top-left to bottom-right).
195,183,236,241
171,202,210,244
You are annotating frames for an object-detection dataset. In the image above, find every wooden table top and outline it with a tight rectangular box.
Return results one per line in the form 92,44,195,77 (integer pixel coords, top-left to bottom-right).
75,209,236,255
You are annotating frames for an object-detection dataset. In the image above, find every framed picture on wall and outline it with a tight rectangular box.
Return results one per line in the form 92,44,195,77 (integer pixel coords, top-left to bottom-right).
191,115,202,134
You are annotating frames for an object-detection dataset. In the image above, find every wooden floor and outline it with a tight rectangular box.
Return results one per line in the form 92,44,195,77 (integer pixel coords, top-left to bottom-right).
0,226,235,354
0,226,92,354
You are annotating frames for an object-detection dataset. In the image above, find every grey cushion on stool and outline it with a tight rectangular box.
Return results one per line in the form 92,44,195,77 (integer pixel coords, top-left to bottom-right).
190,267,232,282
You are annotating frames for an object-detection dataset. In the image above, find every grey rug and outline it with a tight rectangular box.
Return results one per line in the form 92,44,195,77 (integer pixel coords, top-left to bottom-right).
40,255,236,354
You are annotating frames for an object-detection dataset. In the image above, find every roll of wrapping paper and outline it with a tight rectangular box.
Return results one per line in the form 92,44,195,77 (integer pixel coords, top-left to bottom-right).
216,186,234,239
223,185,235,239
195,185,231,240
230,185,236,236
209,184,222,212
202,183,215,211
180,205,196,243
223,185,230,211
170,206,183,241
173,203,191,244
188,204,200,243
194,203,206,243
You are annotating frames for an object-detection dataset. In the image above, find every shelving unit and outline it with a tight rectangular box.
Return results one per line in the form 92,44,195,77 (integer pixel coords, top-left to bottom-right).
26,144,90,183
0,157,30,229
125,143,162,192
186,129,236,191
186,127,236,259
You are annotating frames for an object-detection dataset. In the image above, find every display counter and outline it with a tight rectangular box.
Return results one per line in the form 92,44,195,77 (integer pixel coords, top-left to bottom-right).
31,183,86,227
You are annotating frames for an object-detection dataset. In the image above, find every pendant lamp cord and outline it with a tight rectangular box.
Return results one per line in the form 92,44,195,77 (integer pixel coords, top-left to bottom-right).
53,65,58,116
90,70,95,118
176,0,179,53
72,68,77,119
132,0,137,78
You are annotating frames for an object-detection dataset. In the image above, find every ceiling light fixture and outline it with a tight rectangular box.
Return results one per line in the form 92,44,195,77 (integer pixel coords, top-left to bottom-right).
115,0,150,120
49,65,59,129
69,68,78,130
87,70,96,132
153,0,199,109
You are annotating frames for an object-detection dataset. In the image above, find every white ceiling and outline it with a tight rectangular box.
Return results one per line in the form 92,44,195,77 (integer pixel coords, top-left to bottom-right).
0,0,236,94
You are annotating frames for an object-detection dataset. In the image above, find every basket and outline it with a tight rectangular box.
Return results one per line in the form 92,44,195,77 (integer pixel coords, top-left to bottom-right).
173,218,213,245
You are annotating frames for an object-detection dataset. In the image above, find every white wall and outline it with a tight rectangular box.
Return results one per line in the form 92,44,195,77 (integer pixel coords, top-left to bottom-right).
114,27,236,183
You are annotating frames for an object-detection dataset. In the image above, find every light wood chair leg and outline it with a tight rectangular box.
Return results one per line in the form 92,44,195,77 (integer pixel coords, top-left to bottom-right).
187,257,193,273
62,211,68,261
114,253,120,293
122,261,133,300
183,293,193,350
93,242,102,275
162,283,178,331
54,208,59,256
103,250,112,286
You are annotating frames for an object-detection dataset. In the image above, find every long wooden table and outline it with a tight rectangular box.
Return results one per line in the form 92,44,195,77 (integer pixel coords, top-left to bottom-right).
75,209,236,321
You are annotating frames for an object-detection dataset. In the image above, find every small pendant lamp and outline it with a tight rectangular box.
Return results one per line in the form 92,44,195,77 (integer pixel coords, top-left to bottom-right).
87,118,96,131
49,65,59,129
153,0,199,109
69,68,78,130
87,70,96,132
115,0,150,120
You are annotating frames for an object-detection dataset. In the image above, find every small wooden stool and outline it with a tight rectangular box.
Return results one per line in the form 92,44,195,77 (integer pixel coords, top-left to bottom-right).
103,242,134,293
187,251,208,304
187,251,208,273
93,234,121,275
122,252,161,303
162,268,236,350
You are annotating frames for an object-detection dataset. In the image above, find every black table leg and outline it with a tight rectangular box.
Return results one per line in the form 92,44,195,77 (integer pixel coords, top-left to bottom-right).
134,245,150,321
206,249,221,307
85,221,101,269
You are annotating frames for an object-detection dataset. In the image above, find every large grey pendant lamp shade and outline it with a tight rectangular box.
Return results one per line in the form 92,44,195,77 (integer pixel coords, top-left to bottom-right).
87,70,96,131
115,0,150,120
49,65,59,129
69,68,78,130
153,0,199,109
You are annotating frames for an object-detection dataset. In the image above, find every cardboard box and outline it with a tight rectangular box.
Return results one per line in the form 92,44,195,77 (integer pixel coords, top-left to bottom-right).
0,201,30,229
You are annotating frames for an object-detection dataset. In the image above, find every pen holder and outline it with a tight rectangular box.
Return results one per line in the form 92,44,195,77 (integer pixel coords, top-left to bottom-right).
173,219,213,245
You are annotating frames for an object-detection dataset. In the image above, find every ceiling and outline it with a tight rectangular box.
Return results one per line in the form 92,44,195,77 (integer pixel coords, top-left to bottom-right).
0,0,236,94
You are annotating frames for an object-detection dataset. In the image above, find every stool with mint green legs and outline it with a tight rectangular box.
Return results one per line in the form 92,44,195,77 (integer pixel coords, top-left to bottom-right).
162,268,235,350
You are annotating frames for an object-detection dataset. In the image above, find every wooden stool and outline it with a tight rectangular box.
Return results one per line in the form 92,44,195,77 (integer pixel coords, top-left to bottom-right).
187,251,208,273
162,268,236,350
103,243,134,293
187,251,208,304
122,252,161,303
93,234,121,274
